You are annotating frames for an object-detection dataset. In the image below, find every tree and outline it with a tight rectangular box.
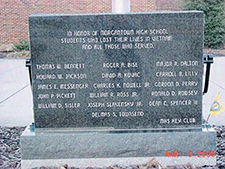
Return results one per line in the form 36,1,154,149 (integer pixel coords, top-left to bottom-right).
184,0,225,49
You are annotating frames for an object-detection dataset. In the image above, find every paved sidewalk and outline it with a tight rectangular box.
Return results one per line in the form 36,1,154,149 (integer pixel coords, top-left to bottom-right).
0,57,224,127
203,57,225,125
0,59,33,127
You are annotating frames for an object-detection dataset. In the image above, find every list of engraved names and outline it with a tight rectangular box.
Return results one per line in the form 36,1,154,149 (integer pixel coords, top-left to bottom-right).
35,28,201,126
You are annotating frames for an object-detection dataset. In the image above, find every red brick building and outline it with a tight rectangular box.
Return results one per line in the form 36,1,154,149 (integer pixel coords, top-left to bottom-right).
0,0,184,45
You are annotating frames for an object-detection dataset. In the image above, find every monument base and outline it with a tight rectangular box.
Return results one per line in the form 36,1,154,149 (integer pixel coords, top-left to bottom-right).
20,124,216,169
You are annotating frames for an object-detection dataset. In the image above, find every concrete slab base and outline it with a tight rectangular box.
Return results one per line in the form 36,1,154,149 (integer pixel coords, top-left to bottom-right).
21,156,216,169
20,125,216,168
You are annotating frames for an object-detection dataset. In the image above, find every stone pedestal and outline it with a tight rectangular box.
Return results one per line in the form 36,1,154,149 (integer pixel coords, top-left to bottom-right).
21,125,216,169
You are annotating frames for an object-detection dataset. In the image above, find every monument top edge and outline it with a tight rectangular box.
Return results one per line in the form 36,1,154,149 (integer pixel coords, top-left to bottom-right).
29,10,203,18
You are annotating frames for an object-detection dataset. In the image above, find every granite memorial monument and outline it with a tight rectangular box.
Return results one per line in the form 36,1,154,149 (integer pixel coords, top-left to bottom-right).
20,11,216,168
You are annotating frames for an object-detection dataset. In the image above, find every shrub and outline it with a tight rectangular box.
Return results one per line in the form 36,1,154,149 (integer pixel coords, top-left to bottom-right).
183,0,225,49
13,39,29,51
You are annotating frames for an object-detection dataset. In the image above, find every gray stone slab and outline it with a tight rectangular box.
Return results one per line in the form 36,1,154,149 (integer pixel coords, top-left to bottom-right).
21,125,216,160
29,11,204,129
